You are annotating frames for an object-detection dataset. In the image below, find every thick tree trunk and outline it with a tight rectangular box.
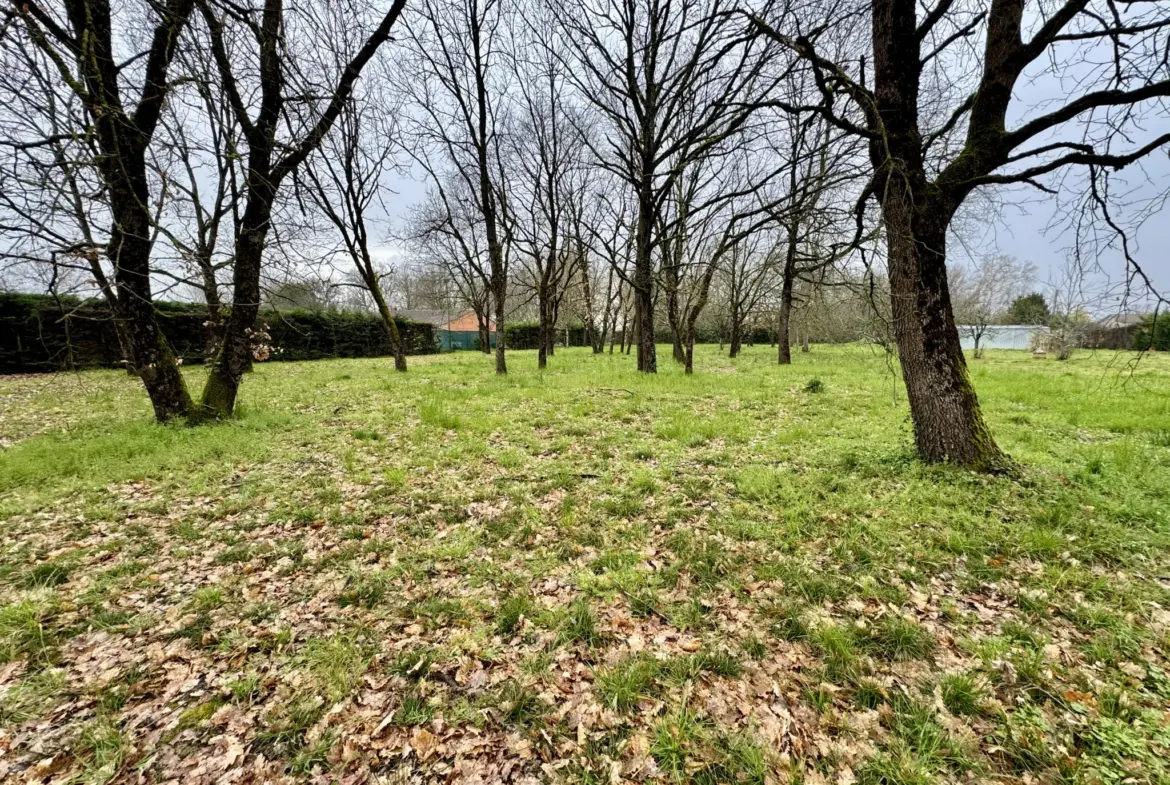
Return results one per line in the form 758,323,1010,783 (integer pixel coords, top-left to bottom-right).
633,185,657,372
684,332,695,374
107,165,194,421
537,287,550,370
871,0,1009,471
884,195,1008,471
115,324,138,376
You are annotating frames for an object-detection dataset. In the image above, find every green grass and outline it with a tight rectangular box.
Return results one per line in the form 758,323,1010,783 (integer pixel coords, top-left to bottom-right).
1,345,1169,783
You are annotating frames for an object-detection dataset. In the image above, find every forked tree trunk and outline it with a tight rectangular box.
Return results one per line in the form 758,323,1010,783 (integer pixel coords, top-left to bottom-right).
871,0,1009,472
107,164,195,420
883,191,1008,471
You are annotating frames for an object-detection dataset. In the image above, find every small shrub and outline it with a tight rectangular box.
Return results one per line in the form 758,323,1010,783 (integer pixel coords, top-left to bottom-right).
804,378,825,393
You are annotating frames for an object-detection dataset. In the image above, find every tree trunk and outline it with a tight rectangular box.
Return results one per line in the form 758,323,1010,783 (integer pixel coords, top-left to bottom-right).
537,286,549,370
106,163,194,420
871,0,1009,472
110,317,138,376
883,194,1008,471
493,280,507,375
777,236,796,365
684,332,695,374
368,278,407,372
728,306,742,358
633,186,657,372
478,305,492,354
201,196,271,418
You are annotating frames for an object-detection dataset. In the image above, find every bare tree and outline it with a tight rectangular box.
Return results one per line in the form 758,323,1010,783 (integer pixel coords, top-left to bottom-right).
401,0,513,374
508,12,586,368
151,40,244,360
301,75,408,371
722,231,778,357
0,35,134,369
405,182,499,354
767,100,866,365
197,0,407,416
555,0,779,373
750,0,1170,470
4,0,200,419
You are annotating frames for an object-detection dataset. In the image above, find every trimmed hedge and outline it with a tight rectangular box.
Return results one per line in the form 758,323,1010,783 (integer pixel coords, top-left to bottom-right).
1135,312,1170,351
503,321,588,349
0,292,436,374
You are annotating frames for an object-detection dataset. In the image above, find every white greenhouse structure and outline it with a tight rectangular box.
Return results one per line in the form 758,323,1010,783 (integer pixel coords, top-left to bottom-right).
957,324,1048,351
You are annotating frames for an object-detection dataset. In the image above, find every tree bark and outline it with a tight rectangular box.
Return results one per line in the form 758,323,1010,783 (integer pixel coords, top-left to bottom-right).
871,0,1009,471
633,184,657,372
46,0,199,420
777,228,797,365
201,194,271,417
728,304,742,358
106,153,194,420
493,278,507,374
537,283,550,369
883,191,1008,471
366,275,406,371
478,310,492,354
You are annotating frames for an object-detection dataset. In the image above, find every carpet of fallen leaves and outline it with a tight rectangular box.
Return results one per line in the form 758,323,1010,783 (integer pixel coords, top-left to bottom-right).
2,347,1170,785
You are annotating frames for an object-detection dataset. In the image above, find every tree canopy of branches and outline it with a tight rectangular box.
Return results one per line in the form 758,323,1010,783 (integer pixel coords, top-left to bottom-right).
556,0,779,373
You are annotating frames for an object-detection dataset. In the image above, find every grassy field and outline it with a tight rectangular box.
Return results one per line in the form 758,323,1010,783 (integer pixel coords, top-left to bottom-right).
1,345,1169,785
